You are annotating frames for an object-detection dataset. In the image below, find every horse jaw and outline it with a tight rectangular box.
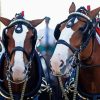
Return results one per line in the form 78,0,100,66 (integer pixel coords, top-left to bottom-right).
50,27,74,75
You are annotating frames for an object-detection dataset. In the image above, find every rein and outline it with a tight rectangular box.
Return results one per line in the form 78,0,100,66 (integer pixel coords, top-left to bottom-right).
57,40,76,53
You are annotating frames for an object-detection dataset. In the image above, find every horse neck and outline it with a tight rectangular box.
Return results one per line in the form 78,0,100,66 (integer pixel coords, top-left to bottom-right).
79,38,100,93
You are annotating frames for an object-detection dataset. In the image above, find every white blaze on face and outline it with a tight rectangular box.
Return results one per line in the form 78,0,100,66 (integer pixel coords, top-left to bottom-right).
50,27,74,74
12,25,28,81
50,18,79,75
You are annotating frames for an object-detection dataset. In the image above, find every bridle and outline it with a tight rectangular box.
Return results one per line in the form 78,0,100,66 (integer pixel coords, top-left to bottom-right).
0,15,52,100
57,11,93,49
56,7,96,66
2,18,36,84
55,8,97,100
53,7,100,100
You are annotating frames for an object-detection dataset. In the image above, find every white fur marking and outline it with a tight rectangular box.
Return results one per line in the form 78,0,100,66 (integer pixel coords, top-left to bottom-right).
50,27,74,74
53,27,74,62
50,18,78,75
12,25,28,81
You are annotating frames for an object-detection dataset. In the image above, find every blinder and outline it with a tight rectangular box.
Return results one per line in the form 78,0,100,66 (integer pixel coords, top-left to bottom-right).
67,7,92,29
66,17,76,28
77,7,88,15
66,12,92,29
67,7,94,50
54,19,68,40
54,7,92,41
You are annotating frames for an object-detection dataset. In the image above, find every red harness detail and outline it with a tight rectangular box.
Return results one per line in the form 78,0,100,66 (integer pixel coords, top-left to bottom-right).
96,27,100,36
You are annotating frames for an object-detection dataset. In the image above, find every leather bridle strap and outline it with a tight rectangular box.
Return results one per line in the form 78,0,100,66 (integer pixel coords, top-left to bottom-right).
11,46,29,60
56,39,76,53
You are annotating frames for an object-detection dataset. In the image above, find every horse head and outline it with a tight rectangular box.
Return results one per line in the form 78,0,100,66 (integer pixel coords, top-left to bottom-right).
0,13,45,83
50,2,100,76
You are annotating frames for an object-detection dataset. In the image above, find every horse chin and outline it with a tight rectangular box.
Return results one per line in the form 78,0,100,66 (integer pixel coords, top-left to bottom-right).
50,56,61,75
12,74,26,84
12,78,26,84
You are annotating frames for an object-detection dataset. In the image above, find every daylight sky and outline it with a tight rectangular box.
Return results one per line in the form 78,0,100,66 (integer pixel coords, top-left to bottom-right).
0,0,100,34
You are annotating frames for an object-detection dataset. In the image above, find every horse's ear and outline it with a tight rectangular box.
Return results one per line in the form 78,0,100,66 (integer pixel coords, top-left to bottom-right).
89,7,100,19
69,2,76,13
0,17,11,26
29,18,45,27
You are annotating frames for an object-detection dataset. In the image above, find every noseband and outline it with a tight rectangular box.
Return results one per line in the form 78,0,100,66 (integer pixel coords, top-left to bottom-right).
6,47,33,84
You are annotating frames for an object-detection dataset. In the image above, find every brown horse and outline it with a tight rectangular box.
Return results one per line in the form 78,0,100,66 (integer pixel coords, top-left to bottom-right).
0,13,54,100
50,2,100,100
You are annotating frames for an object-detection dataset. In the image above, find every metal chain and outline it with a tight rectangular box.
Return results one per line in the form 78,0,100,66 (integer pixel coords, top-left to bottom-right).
38,77,52,100
73,53,80,100
20,80,27,100
8,80,14,100
8,79,27,100
58,76,69,100
49,89,52,100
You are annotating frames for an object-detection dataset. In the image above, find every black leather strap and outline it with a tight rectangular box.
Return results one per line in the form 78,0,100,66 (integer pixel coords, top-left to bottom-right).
56,39,76,53
40,55,50,84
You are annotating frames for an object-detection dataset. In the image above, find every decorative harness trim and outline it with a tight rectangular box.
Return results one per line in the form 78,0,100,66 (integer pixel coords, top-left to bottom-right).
8,19,33,28
69,12,92,22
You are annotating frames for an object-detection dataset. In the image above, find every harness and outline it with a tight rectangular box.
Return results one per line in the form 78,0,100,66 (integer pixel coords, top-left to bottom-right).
0,14,52,100
55,7,100,100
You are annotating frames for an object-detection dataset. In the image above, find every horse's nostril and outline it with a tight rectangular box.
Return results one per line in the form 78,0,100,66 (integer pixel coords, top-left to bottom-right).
60,60,64,67
10,67,13,73
23,65,28,74
23,69,26,74
51,69,55,75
